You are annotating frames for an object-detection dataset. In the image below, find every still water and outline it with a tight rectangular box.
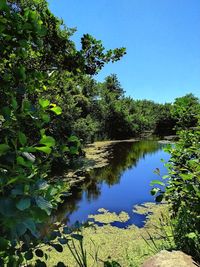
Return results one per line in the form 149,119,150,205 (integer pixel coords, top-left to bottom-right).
56,140,170,228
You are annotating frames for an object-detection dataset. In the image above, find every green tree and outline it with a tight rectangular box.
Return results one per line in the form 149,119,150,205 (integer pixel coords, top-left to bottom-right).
0,0,126,265
171,93,200,130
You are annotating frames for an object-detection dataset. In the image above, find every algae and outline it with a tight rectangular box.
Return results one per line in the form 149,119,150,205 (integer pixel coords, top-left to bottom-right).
88,208,130,224
42,203,174,267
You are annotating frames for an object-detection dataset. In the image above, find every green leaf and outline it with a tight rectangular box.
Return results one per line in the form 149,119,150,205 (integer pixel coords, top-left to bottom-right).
18,132,27,146
35,196,52,215
155,194,163,202
68,135,79,142
0,144,10,155
186,232,197,239
150,180,165,186
0,237,9,250
0,0,8,11
39,99,50,109
35,146,52,154
39,136,55,147
17,156,31,167
41,114,50,123
151,188,159,196
11,97,18,110
50,106,62,115
16,198,31,211
70,146,79,155
20,146,37,153
18,66,26,80
16,223,27,236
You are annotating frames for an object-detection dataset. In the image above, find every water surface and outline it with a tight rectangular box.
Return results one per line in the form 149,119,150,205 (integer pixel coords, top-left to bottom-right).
56,140,170,228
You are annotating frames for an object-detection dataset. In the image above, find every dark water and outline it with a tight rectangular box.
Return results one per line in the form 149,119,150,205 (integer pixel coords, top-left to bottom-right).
55,140,170,228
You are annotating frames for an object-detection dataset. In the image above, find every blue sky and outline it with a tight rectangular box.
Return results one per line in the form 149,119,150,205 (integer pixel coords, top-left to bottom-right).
48,0,200,103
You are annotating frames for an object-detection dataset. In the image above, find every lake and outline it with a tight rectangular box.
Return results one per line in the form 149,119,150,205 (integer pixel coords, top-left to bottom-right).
55,140,170,228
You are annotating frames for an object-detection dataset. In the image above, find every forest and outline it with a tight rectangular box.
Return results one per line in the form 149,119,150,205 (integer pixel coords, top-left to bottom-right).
0,0,200,266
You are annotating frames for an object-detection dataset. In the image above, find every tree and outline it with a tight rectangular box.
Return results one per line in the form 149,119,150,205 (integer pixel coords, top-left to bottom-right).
0,0,126,265
171,94,200,130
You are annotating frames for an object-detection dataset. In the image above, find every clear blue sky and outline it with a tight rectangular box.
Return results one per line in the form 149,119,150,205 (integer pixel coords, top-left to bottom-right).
48,0,200,103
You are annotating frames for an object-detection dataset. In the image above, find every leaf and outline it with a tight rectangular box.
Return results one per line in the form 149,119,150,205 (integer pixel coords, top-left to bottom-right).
155,194,163,202
17,156,31,167
63,227,72,234
151,188,159,196
70,146,79,155
16,198,31,211
0,0,8,11
58,237,69,245
35,249,44,258
68,135,79,142
0,144,10,155
50,106,62,115
39,99,50,109
36,180,48,190
41,114,50,123
23,219,38,237
0,237,9,250
24,250,34,261
35,260,47,267
51,244,63,253
18,66,26,80
39,136,55,147
16,223,27,236
56,262,67,267
186,232,197,239
11,97,18,110
35,146,52,154
150,180,165,187
35,196,52,215
71,234,83,241
18,132,27,146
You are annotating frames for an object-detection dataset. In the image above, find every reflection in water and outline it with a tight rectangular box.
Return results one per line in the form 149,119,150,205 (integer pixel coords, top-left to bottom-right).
53,140,169,227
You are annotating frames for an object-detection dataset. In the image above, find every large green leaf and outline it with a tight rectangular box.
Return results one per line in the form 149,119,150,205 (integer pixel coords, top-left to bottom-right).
0,144,10,156
50,106,62,115
39,136,55,147
39,99,50,109
16,198,31,211
17,156,32,167
150,180,165,186
0,237,9,251
35,196,52,215
23,219,37,237
18,132,27,146
0,0,8,11
35,146,52,154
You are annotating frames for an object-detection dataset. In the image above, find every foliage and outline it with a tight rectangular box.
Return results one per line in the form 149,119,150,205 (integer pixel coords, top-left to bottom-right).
151,123,200,260
0,0,125,265
170,93,200,130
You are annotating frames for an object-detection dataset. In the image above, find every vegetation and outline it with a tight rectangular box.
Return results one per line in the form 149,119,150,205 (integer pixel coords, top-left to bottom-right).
0,0,200,266
151,122,200,261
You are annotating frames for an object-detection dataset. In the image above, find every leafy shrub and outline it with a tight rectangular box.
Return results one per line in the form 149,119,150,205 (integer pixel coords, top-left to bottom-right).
151,124,200,260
